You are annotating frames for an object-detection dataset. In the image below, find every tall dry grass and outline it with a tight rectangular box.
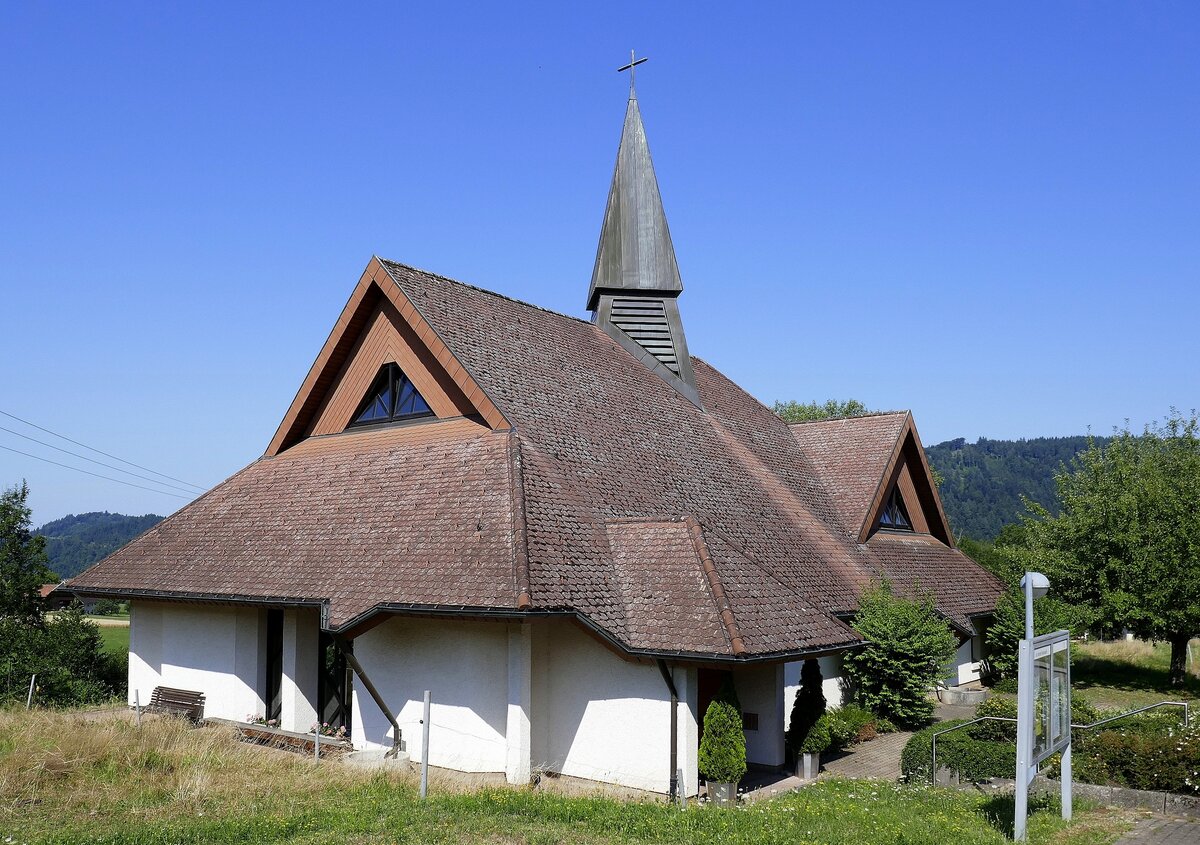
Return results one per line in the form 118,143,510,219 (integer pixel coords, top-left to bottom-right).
0,709,396,833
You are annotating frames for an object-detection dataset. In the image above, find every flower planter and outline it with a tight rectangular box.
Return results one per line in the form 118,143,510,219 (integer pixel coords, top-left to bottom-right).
708,781,738,807
797,751,820,780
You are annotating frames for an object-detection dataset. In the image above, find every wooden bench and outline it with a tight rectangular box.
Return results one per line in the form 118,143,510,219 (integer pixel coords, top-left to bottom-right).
146,686,206,723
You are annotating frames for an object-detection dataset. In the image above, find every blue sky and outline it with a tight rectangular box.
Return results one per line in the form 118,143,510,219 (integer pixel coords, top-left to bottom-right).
2,2,1197,525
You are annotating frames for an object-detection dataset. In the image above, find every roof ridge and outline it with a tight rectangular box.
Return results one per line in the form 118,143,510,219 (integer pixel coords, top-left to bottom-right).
378,258,596,328
787,410,910,427
507,431,532,610
684,516,747,655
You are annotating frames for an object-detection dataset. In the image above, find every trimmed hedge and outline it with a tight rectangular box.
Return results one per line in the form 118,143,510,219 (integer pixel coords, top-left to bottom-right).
901,719,1015,783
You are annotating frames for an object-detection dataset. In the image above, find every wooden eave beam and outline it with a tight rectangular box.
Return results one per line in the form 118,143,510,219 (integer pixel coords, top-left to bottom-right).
857,413,955,547
266,257,510,457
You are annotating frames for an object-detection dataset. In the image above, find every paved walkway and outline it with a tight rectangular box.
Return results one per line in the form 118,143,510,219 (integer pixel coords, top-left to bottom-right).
1114,817,1200,844
816,703,970,782
819,728,913,780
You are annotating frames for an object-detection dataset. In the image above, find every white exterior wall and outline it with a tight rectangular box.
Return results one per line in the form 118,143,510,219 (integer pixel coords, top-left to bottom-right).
280,608,320,732
950,635,983,686
783,653,845,732
734,663,785,767
127,601,265,721
351,617,510,773
533,620,696,795
505,622,532,784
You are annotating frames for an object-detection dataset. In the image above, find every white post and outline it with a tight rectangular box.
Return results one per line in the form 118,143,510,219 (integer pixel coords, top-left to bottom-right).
505,622,532,785
1061,743,1072,820
134,689,142,728
1024,575,1035,641
315,725,320,761
1014,638,1033,842
420,689,431,799
280,609,319,732
26,674,36,709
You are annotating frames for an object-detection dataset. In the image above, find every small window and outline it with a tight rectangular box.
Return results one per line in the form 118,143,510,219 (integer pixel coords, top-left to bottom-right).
742,712,759,731
348,363,433,428
878,487,913,531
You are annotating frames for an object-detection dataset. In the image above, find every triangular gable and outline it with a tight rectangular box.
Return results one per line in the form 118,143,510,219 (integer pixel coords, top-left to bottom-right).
266,257,510,456
860,415,954,547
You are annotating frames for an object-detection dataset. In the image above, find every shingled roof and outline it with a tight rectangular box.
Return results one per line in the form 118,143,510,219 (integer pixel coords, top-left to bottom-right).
71,258,1003,660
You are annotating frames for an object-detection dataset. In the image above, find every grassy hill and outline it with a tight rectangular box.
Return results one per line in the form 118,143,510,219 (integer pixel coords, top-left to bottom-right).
34,511,163,579
925,435,1107,540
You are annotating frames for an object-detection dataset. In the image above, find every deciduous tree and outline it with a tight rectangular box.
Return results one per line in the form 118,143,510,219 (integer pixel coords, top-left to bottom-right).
1017,412,1200,686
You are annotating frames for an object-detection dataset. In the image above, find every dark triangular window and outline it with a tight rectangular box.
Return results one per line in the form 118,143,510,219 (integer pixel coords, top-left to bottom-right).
878,487,913,531
347,363,433,428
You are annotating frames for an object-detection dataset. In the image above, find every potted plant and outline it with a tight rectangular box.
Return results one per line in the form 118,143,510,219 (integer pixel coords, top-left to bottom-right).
698,677,746,806
785,658,826,772
798,715,831,780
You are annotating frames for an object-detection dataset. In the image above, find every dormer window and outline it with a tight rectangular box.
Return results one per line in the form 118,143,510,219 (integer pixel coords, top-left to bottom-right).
347,363,432,428
878,487,913,531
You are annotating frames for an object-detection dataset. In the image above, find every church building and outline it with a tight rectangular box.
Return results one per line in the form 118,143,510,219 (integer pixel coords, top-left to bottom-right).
71,71,1003,797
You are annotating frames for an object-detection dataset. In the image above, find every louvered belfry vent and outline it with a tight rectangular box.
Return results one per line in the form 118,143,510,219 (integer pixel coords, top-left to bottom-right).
587,79,698,402
609,297,679,374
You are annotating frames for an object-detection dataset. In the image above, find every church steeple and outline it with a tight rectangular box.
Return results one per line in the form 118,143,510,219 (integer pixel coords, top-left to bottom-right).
589,54,697,399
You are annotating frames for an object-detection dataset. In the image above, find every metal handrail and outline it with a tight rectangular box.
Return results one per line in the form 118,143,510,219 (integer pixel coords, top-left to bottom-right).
927,700,1192,784
1071,700,1190,731
929,716,1017,783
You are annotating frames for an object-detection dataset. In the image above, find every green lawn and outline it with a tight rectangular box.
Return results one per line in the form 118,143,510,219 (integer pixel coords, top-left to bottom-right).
96,624,130,657
1071,638,1200,712
0,711,1134,845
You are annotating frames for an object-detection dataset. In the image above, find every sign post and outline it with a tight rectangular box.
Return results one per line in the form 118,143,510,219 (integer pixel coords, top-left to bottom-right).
1014,572,1072,841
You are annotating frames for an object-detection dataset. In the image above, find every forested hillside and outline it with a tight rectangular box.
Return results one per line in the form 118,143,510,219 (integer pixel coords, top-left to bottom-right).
34,512,163,579
925,435,1106,540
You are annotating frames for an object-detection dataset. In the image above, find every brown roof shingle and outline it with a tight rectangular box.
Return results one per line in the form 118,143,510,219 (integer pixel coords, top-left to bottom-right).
71,258,1003,657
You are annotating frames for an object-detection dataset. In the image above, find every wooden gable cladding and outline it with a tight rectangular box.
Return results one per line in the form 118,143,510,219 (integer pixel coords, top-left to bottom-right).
306,300,471,436
860,414,954,547
266,257,510,457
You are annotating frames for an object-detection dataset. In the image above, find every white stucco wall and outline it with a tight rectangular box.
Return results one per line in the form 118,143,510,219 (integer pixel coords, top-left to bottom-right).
733,663,785,767
783,653,845,732
351,617,510,773
280,608,320,732
128,601,266,721
950,635,983,686
533,620,696,795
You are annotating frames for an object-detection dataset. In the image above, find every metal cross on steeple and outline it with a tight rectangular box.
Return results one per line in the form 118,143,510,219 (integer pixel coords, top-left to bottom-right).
617,50,648,93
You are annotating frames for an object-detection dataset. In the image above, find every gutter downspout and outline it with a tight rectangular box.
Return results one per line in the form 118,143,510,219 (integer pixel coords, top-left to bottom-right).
656,659,679,802
336,638,405,757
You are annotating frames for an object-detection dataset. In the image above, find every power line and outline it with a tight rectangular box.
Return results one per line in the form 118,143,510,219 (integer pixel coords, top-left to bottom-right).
0,443,194,500
0,424,200,495
0,409,204,491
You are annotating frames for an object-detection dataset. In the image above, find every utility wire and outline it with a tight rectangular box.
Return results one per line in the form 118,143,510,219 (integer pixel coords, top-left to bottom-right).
0,443,194,500
0,409,204,491
0,424,200,495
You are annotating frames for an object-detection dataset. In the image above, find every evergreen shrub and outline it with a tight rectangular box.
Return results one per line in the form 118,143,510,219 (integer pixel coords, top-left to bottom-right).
800,715,832,753
785,659,825,755
698,677,746,784
842,581,958,728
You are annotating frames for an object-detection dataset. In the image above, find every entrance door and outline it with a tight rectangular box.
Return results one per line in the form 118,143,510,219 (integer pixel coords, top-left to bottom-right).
697,668,732,744
317,632,352,731
264,609,283,722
